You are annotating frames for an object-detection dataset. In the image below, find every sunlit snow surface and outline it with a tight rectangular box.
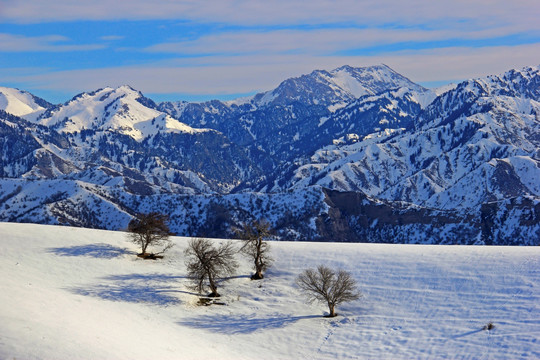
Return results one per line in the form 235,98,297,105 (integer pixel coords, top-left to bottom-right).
1,223,538,359
34,86,204,141
0,86,47,122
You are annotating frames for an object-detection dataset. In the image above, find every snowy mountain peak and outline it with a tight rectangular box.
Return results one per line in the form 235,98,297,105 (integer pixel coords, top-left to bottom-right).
457,65,540,100
252,64,431,110
328,64,425,97
502,65,539,81
0,86,51,121
37,86,204,140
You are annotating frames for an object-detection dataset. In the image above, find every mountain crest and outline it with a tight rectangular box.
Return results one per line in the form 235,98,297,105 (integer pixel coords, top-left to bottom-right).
32,86,203,140
0,86,51,122
251,64,430,109
0,65,538,244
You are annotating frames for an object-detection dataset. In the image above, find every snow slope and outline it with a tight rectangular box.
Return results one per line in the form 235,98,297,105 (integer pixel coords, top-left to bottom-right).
282,66,540,210
0,86,48,122
1,223,538,359
38,86,204,141
250,64,433,110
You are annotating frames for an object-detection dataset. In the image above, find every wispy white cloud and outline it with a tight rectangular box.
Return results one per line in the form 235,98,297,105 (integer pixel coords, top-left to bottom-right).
1,0,537,101
100,35,125,41
145,26,538,57
2,0,539,34
144,28,447,55
6,44,538,99
0,33,105,52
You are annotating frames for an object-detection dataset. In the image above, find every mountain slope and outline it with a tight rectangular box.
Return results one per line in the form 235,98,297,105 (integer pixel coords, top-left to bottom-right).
1,223,539,359
0,87,269,193
0,65,538,244
158,65,435,164
37,85,203,140
277,66,540,210
0,86,51,122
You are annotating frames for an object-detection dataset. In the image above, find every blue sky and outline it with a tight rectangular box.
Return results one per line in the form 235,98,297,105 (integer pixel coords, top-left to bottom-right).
1,0,539,104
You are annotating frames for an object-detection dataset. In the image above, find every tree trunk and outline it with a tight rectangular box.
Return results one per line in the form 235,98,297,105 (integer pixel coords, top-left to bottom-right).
327,304,336,317
141,236,149,255
143,232,151,253
251,270,264,280
252,256,263,279
208,274,220,297
252,246,264,280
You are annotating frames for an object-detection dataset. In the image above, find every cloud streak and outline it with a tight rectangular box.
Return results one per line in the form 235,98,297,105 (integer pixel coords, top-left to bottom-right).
144,28,452,55
0,33,105,52
100,35,125,41
2,0,539,34
144,27,538,57
1,1,538,101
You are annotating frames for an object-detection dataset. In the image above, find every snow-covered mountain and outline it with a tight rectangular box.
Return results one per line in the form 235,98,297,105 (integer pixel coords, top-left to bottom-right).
0,85,268,194
276,66,540,210
0,65,538,244
158,65,435,163
248,64,432,109
36,85,203,140
0,86,51,122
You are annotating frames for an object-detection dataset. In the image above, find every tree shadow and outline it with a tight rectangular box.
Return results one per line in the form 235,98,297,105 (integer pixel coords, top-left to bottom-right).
452,328,484,339
71,284,182,305
178,313,319,334
219,274,252,282
106,273,187,282
47,243,135,259
265,267,296,278
69,273,193,305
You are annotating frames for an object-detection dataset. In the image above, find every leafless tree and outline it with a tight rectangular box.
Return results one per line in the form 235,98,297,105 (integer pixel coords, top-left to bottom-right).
184,238,238,297
127,212,172,258
235,220,273,280
296,265,361,317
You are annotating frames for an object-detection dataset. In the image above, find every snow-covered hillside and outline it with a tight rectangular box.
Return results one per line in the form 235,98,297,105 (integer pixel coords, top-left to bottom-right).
1,223,538,359
278,66,540,210
0,86,50,122
37,85,204,141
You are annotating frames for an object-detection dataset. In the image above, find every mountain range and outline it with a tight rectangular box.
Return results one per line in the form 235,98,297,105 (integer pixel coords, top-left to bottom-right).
0,64,538,245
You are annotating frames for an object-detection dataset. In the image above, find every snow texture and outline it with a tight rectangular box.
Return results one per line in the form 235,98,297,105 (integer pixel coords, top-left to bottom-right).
0,86,47,122
1,222,538,359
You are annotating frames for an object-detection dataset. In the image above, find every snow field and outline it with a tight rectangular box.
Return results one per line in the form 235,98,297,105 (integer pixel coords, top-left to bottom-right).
0,86,46,121
0,222,538,359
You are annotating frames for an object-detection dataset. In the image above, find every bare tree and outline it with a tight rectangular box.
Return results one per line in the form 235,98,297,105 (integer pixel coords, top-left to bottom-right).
127,212,172,259
235,220,273,280
184,238,238,297
296,265,361,317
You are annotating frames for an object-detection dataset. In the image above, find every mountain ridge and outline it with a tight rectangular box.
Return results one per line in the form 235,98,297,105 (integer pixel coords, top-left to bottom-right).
0,64,538,244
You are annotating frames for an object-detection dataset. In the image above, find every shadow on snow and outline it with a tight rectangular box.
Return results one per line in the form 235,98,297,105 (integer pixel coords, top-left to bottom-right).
47,243,135,259
452,328,485,339
69,273,193,306
219,274,252,282
178,314,319,334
